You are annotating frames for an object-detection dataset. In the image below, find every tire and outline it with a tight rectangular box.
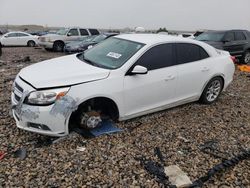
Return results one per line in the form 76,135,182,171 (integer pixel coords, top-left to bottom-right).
27,40,36,47
241,50,250,64
53,41,64,52
199,77,223,104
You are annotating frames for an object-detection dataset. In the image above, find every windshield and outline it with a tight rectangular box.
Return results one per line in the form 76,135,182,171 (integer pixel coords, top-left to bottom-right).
196,32,225,42
56,28,70,35
92,35,107,43
78,37,145,69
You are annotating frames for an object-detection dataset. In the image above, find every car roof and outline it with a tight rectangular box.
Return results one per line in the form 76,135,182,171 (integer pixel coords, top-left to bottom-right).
115,34,197,45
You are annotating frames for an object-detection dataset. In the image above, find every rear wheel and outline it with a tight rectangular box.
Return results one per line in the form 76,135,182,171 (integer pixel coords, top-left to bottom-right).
27,40,35,47
200,77,223,104
53,41,64,52
242,50,250,64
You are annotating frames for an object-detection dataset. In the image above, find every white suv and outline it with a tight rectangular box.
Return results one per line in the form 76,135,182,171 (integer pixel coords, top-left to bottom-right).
11,34,235,136
38,28,99,52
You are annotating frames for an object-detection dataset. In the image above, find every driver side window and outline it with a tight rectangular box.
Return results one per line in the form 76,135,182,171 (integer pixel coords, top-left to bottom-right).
135,43,174,71
224,32,235,41
68,29,79,36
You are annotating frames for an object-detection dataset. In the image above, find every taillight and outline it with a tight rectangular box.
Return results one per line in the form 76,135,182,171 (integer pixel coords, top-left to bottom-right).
230,56,237,64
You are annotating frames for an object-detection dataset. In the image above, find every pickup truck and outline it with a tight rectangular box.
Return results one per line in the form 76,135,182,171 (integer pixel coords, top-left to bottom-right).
38,28,100,52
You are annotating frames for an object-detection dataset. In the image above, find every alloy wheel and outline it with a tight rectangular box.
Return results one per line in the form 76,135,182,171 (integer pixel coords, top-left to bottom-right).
206,80,221,102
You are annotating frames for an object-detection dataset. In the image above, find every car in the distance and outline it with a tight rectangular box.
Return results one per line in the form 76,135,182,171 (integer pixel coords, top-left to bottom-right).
196,30,250,64
11,34,235,136
0,31,38,47
38,28,100,52
64,33,118,53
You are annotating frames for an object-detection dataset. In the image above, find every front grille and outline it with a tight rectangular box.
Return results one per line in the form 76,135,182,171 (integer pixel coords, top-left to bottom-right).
14,94,21,102
15,83,24,93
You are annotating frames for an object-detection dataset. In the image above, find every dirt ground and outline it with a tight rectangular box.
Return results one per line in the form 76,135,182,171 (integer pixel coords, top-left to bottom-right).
0,47,249,188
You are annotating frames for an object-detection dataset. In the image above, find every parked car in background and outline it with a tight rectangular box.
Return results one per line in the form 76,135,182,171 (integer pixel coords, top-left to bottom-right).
11,34,235,136
64,33,118,53
178,33,195,39
196,30,250,64
0,31,38,47
38,27,100,52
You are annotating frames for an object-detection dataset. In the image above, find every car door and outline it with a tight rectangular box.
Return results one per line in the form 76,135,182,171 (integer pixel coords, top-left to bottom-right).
79,29,90,40
174,43,212,101
66,28,80,42
222,32,237,55
123,43,177,117
17,32,30,46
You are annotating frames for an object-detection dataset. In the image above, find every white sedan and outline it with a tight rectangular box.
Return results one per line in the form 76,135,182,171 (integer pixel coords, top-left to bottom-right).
0,31,38,47
11,34,235,136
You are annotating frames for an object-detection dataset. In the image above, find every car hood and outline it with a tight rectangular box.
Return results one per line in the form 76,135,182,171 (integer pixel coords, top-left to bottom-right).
19,54,110,89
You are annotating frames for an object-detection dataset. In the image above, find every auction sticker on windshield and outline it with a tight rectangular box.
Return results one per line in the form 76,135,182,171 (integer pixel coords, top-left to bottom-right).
107,52,122,59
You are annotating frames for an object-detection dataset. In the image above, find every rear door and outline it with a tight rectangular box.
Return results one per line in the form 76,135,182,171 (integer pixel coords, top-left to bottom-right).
123,43,177,116
222,32,236,55
17,32,30,46
233,31,248,56
174,43,212,100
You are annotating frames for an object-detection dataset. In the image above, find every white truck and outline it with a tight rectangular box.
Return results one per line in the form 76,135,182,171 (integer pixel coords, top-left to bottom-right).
38,28,100,52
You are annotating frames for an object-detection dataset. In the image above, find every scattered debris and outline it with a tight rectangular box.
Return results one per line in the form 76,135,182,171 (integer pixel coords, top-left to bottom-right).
0,152,6,160
154,147,165,163
13,56,31,63
76,146,86,152
238,65,250,73
164,165,192,188
13,148,27,160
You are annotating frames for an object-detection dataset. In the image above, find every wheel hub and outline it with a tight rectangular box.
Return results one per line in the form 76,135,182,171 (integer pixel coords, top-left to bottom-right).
206,80,221,102
245,52,250,64
80,111,102,129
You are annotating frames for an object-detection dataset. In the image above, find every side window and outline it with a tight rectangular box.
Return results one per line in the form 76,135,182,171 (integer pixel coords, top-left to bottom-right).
68,29,79,36
7,33,18,37
80,29,89,36
224,32,235,41
176,43,209,64
235,32,246,41
89,29,100,35
18,33,29,37
135,44,174,71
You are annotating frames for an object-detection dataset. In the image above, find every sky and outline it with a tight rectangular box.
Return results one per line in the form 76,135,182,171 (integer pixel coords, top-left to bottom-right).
0,0,250,31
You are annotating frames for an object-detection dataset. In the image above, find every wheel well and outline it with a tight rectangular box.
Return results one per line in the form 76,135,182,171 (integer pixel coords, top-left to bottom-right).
53,40,64,46
68,97,119,131
27,40,35,44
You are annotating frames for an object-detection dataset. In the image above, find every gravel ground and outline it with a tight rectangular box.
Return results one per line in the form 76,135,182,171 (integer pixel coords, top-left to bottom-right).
0,47,249,188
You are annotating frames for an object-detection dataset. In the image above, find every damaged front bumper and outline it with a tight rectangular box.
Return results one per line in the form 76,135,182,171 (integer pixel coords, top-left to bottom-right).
11,77,73,137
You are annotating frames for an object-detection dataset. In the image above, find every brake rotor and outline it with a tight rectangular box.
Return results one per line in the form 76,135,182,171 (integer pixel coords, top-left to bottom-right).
80,111,102,129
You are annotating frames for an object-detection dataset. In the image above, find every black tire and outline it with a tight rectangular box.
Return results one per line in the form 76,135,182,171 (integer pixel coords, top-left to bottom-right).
45,48,53,52
199,77,223,104
27,40,36,47
53,41,64,52
241,50,250,64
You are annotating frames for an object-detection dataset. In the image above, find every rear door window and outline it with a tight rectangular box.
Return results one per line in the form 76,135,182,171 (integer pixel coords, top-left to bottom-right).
135,43,174,70
7,33,18,37
235,32,246,41
176,43,209,65
224,32,235,41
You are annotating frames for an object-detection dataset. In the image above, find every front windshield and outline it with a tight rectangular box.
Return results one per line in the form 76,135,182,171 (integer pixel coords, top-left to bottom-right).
78,37,145,69
56,28,70,35
196,32,225,42
92,35,107,43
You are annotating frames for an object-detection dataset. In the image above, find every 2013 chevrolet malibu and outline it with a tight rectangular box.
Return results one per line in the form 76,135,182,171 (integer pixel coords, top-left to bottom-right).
11,34,235,136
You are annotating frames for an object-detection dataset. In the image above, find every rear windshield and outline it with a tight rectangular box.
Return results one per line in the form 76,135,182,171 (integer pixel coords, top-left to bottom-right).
78,37,145,69
196,32,225,42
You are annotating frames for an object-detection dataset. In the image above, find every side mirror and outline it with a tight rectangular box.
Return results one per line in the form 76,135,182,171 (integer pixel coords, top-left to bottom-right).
67,33,72,36
4,35,8,38
130,65,148,75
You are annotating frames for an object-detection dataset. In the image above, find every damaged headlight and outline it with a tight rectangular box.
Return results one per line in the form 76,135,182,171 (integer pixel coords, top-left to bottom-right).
27,87,70,105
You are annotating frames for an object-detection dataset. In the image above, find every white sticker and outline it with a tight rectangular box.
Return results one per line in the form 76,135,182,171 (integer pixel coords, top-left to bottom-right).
107,52,122,59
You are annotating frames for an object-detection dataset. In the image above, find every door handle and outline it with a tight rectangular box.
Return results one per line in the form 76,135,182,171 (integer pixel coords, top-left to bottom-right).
165,75,175,81
201,67,210,72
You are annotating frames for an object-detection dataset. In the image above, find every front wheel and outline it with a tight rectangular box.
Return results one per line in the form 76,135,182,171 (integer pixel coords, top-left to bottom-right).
199,77,223,104
53,41,64,52
242,50,250,64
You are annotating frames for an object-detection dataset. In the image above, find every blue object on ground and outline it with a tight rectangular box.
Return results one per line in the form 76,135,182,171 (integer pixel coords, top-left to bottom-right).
90,120,123,137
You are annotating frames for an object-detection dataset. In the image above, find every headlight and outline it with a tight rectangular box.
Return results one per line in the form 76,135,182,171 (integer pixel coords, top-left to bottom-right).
27,87,70,105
